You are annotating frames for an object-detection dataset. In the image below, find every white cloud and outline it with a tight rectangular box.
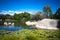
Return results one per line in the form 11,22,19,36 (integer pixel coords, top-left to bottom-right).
14,11,23,14
0,10,14,15
8,10,14,12
0,10,38,15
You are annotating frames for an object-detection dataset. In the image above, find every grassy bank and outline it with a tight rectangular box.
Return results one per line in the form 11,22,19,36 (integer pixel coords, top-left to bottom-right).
0,29,60,40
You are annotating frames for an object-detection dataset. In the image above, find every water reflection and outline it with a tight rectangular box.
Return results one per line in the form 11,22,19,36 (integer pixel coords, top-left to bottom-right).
14,21,29,28
0,21,34,31
0,26,24,31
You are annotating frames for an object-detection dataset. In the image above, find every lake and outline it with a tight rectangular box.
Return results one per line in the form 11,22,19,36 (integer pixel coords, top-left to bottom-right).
0,25,35,31
0,21,36,31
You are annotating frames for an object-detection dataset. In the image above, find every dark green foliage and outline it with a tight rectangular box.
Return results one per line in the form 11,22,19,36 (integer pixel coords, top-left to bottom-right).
14,12,31,21
5,14,11,19
0,14,6,21
55,8,60,19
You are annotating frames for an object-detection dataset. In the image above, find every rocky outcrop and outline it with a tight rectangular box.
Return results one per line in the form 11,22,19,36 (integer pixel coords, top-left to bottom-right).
25,19,60,30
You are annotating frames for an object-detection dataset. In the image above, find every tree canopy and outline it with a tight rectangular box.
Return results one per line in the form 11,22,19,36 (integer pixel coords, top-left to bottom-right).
43,5,53,18
55,8,60,19
14,12,31,21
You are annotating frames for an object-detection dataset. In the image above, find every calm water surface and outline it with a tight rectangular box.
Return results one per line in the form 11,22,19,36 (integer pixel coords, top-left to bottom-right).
0,21,36,31
0,25,35,31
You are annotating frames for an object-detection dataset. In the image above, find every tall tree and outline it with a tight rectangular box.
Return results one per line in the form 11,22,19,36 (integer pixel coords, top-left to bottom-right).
43,5,53,18
31,12,41,21
21,12,31,21
55,8,60,19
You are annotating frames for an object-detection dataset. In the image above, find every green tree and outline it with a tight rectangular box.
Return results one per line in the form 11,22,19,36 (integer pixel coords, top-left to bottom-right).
5,14,11,19
43,5,53,18
0,14,6,21
55,8,60,19
14,12,31,21
14,13,21,20
31,12,41,21
20,12,31,21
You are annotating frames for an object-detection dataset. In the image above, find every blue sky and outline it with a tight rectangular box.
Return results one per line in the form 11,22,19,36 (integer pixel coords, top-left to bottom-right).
0,0,60,15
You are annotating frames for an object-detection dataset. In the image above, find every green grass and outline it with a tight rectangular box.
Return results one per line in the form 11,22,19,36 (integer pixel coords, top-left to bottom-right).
0,29,60,40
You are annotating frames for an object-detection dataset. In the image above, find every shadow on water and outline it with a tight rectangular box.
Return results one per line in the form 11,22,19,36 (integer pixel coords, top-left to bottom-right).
0,21,4,26
57,20,60,29
14,21,29,29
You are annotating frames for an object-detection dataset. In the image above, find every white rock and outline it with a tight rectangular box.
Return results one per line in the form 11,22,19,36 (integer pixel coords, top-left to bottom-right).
25,19,59,30
4,22,7,25
25,21,37,25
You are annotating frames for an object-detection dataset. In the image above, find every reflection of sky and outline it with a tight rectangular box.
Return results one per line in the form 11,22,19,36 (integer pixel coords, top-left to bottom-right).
0,26,24,31
0,0,60,15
